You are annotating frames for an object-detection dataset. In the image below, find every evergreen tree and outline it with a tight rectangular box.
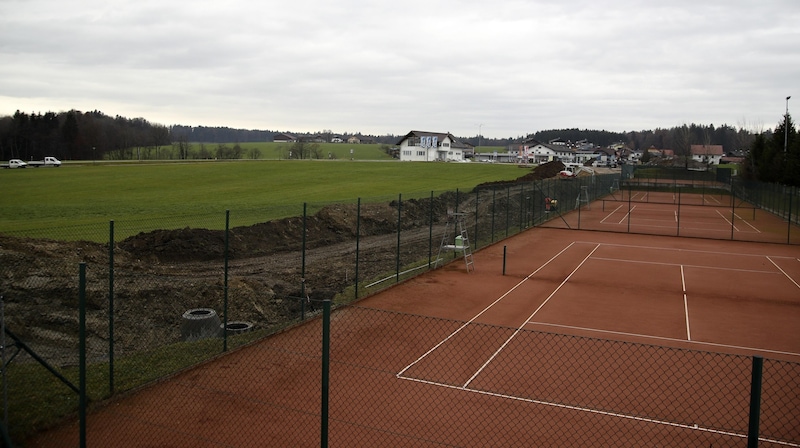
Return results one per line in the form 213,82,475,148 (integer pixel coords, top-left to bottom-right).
743,114,797,186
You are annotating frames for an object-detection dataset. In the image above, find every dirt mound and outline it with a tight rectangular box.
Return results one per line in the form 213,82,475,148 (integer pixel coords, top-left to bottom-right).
0,191,470,364
118,196,456,263
515,160,566,181
476,160,566,188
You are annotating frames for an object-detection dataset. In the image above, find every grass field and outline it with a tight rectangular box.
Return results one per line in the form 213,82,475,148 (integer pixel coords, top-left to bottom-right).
0,160,524,235
124,142,507,161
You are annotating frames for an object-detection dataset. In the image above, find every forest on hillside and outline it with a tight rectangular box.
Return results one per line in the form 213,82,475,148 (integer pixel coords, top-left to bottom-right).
1,109,796,185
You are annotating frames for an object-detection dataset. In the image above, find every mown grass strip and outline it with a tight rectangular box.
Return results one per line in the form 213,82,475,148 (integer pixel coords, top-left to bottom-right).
1,160,524,239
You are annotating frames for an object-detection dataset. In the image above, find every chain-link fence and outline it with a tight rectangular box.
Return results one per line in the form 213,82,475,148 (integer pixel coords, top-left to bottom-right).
2,170,798,446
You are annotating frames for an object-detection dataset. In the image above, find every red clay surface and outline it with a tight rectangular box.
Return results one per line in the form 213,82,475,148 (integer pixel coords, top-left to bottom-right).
543,190,799,244
28,227,800,447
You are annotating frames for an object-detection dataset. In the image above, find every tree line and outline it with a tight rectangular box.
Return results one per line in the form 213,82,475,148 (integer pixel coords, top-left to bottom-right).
1,108,795,185
0,110,170,161
520,123,757,154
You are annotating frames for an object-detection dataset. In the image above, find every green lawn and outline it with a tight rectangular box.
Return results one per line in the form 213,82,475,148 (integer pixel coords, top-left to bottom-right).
123,142,509,161
1,160,525,238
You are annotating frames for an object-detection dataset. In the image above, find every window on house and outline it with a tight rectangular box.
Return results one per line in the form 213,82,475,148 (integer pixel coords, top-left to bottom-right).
403,150,411,156
417,151,425,156
407,137,418,146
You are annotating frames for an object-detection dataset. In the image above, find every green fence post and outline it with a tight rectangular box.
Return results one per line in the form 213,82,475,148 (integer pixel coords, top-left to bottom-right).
302,203,307,319
108,220,115,395
320,299,330,448
474,187,479,248
396,194,401,283
677,187,681,237
79,262,87,448
428,191,434,268
788,187,794,244
731,186,737,241
505,185,510,237
355,198,361,299
577,180,582,229
627,181,632,233
223,210,230,352
747,356,764,448
491,188,496,243
519,183,525,230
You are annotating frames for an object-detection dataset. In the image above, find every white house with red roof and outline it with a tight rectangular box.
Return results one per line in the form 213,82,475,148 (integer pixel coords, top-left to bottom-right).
690,144,724,165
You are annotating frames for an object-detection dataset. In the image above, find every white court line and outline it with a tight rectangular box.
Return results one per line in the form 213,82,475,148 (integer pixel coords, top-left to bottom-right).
529,322,800,358
767,256,800,289
573,240,797,260
600,204,625,224
462,244,601,389
397,375,799,447
395,240,800,446
590,257,780,274
734,212,761,233
681,265,691,341
617,205,636,224
397,242,581,378
715,209,739,231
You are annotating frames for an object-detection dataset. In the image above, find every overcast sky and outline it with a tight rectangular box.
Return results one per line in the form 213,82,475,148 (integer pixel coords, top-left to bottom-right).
1,0,798,138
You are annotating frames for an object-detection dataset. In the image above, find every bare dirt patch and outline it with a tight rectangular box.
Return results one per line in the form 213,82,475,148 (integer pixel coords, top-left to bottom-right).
1,164,575,363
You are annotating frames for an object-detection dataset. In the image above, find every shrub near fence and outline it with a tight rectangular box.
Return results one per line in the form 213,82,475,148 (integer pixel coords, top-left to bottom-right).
1,171,798,446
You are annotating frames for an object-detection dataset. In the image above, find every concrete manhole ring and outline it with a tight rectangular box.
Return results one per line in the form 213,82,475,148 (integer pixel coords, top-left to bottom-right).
180,308,222,341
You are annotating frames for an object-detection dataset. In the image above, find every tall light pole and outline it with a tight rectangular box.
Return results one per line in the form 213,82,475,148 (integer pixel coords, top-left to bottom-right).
785,96,791,153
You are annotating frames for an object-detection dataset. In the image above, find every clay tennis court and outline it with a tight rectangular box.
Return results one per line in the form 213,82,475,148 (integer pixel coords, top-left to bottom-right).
543,187,799,244
29,226,800,447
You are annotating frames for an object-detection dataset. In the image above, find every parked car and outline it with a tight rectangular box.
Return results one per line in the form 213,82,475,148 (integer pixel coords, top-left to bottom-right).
1,159,28,169
27,156,61,167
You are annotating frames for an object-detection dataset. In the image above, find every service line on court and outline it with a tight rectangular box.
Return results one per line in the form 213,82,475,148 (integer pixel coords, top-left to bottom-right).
397,241,581,378
530,322,800,359
461,244,601,389
573,240,794,260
